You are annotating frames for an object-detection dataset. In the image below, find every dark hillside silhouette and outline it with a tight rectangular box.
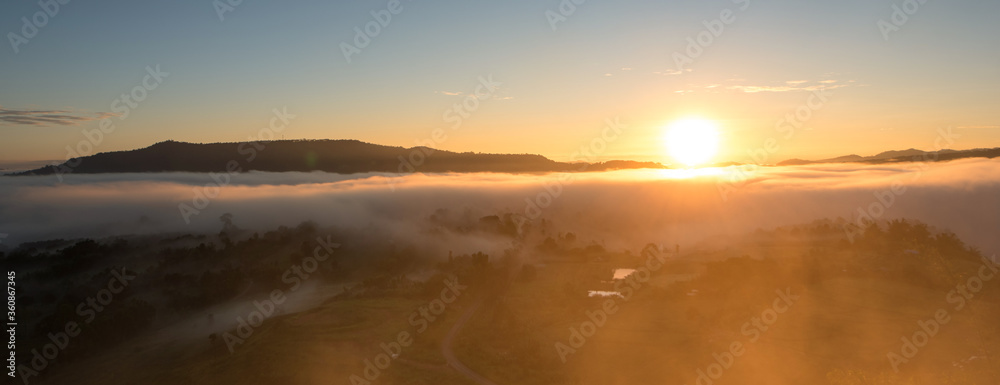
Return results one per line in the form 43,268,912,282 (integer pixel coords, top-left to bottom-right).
778,147,1000,166
11,139,666,176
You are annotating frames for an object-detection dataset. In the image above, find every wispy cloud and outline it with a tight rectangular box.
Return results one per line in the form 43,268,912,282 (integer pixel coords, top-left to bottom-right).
0,106,118,127
727,79,854,93
673,78,856,95
956,125,1000,129
654,68,692,76
434,91,513,100
727,84,849,93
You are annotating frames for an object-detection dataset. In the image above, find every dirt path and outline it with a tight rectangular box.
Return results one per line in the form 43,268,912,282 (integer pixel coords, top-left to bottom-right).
441,297,498,385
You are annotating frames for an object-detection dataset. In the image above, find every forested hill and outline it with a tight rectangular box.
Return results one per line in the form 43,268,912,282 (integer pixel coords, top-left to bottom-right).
11,139,666,175
777,147,1000,166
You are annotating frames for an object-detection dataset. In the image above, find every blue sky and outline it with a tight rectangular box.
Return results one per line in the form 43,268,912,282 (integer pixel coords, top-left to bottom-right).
1,0,998,163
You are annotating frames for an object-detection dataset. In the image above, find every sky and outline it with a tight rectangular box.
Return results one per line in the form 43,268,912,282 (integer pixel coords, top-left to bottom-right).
1,0,998,164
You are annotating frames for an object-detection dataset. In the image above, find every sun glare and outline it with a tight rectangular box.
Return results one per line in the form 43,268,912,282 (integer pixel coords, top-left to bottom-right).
664,119,720,167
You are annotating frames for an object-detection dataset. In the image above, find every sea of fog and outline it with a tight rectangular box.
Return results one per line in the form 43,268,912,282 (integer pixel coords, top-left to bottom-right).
1,158,998,256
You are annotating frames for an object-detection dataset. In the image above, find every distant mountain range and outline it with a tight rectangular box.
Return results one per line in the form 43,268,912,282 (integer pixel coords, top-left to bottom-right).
9,140,666,176
9,140,1000,177
777,147,1000,166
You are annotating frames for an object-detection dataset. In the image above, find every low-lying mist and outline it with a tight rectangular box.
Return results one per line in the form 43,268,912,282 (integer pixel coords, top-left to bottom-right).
1,157,998,256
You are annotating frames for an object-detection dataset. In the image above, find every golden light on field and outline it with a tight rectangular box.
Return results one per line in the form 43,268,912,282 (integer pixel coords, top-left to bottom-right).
663,118,720,167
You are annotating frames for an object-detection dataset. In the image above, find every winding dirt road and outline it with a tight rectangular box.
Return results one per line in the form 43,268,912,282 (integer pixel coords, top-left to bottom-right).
441,297,498,385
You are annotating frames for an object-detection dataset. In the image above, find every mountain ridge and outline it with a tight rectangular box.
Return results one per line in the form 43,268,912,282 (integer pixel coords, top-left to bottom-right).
9,139,667,176
777,147,994,166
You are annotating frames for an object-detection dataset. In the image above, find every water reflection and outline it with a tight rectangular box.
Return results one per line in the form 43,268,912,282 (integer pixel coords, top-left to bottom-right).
612,268,635,280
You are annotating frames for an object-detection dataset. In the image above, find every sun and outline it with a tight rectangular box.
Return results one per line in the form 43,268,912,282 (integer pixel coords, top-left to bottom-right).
664,119,720,167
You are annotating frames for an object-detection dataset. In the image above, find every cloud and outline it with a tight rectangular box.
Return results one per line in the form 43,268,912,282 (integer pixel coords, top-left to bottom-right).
654,69,692,76
0,106,118,127
678,78,855,95
434,91,513,100
956,125,1000,129
1,159,999,257
727,82,849,93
